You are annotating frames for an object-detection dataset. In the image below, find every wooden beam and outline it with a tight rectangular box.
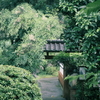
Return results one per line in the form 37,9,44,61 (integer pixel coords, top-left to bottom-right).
44,55,54,59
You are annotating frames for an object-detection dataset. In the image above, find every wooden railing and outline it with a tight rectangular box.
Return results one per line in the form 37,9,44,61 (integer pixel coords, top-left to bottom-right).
58,71,64,87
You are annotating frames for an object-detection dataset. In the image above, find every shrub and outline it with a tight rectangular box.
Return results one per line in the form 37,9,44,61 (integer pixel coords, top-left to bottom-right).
70,53,87,66
53,52,77,74
46,66,57,75
0,65,42,100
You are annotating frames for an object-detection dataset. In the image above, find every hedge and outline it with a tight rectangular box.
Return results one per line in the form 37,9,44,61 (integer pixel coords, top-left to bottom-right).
0,65,42,100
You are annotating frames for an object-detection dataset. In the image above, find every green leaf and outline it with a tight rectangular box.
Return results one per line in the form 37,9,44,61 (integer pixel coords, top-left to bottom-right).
83,0,100,14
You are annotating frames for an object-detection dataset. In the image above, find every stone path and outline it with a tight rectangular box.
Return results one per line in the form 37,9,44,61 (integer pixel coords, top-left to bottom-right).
38,77,66,100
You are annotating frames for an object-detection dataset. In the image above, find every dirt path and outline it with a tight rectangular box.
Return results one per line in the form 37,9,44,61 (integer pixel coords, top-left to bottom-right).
38,77,66,100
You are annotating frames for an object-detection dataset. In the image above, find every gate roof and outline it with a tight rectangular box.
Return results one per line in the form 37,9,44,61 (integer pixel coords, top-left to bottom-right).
44,40,67,52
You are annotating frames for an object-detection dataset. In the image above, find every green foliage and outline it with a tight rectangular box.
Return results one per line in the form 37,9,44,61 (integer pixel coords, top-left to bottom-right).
59,0,100,68
0,0,59,14
75,81,99,100
0,65,42,100
58,1,100,99
0,0,35,10
41,59,48,71
75,12,100,68
65,60,100,100
0,3,63,72
60,0,97,51
83,0,100,14
70,53,87,66
53,52,70,64
54,52,75,72
59,0,95,15
53,52,77,75
0,0,99,99
46,66,57,75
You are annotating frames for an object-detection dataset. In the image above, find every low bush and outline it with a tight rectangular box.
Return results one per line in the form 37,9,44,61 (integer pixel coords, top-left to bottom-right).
46,66,57,75
0,65,42,100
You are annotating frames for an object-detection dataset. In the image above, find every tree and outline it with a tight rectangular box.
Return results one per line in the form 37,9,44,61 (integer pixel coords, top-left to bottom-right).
59,0,96,51
0,0,59,14
58,0,100,99
0,3,63,72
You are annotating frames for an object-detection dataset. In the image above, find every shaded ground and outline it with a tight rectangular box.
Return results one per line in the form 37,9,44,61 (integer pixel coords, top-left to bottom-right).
38,77,66,100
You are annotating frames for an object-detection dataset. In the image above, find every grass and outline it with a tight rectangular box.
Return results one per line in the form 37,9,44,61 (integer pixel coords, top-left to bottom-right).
36,71,58,80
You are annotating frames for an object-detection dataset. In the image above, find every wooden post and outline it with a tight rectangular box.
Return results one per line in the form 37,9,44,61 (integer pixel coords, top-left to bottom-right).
63,66,70,100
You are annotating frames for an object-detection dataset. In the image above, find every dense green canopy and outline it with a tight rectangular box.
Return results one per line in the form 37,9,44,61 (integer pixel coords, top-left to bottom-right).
59,0,100,99
0,3,63,72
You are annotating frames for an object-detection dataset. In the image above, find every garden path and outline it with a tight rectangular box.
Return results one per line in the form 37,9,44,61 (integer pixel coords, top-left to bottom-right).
38,77,66,100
